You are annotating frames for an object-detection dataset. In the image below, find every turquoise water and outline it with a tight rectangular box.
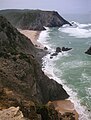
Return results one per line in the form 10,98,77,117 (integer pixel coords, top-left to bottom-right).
38,14,91,119
48,27,91,110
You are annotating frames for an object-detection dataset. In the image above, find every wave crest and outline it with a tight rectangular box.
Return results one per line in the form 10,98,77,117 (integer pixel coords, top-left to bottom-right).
59,21,91,38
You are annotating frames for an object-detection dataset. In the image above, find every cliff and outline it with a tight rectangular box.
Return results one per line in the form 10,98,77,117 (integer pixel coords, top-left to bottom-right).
0,16,69,119
0,9,71,30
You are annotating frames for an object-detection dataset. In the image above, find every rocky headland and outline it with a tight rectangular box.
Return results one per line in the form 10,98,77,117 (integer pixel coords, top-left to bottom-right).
0,15,73,119
0,9,71,30
0,9,78,120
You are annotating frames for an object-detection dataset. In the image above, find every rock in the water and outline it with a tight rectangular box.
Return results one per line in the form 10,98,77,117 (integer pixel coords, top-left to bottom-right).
51,52,58,56
56,47,62,53
44,46,48,50
50,56,53,59
85,46,91,55
0,107,25,120
62,47,72,51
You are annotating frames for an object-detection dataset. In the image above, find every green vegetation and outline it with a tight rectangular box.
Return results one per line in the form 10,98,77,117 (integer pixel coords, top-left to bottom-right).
0,52,10,58
19,52,31,64
37,105,49,120
36,104,58,120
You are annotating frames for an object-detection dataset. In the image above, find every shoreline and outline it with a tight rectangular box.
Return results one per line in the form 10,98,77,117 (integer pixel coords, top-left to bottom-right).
18,29,79,119
19,29,44,49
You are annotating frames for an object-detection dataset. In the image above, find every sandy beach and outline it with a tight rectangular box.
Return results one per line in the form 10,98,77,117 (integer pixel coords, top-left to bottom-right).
18,29,79,120
52,100,79,120
19,29,44,48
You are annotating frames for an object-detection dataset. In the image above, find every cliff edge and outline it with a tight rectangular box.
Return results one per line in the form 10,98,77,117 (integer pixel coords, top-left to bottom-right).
0,9,71,30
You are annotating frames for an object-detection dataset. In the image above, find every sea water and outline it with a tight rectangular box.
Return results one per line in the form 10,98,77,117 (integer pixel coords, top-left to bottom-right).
37,14,91,120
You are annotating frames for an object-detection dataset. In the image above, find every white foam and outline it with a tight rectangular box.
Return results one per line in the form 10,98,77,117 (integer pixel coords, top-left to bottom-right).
42,54,91,120
43,56,91,120
78,23,91,29
59,22,91,38
38,28,91,120
86,88,91,96
61,60,91,70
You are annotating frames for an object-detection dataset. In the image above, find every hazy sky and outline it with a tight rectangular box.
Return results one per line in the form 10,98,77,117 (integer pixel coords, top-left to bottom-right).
0,0,90,14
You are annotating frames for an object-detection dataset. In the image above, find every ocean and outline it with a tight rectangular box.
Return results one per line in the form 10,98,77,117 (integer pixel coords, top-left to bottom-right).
37,14,91,120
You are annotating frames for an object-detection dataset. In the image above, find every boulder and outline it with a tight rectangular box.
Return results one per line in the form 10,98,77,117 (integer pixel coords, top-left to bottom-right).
44,46,48,50
50,56,53,59
56,47,61,53
85,46,91,55
62,47,72,51
51,52,58,56
0,107,25,120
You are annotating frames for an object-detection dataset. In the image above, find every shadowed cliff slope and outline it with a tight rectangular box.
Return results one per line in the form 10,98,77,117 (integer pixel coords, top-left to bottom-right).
0,9,71,30
0,15,69,113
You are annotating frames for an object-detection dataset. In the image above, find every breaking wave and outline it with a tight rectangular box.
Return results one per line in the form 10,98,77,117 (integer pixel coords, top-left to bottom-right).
59,21,91,38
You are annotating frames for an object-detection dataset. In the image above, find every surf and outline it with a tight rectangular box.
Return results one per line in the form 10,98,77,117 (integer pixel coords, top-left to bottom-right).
59,21,91,38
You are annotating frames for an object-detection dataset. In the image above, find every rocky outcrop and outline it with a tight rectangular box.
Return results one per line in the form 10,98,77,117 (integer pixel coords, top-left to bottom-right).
62,47,72,51
0,107,25,120
56,47,62,52
50,47,72,58
85,46,91,55
37,101,78,120
0,16,69,118
0,9,71,30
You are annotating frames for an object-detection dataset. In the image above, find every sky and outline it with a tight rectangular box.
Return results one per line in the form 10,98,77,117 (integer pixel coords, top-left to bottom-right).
0,0,90,14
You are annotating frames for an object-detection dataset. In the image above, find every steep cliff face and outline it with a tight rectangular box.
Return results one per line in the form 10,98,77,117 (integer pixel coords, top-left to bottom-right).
0,15,69,114
0,9,71,30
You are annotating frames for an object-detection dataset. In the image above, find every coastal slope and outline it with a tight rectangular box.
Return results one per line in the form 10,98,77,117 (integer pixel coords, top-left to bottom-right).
0,16,69,118
0,9,71,30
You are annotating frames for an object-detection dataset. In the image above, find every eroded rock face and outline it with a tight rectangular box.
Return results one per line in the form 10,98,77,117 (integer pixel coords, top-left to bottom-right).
0,9,71,30
0,107,25,120
85,46,91,55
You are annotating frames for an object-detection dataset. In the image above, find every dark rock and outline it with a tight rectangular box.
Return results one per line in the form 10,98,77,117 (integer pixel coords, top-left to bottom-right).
0,9,71,31
85,46,91,55
50,56,53,59
62,47,72,51
37,104,58,120
56,47,61,53
51,52,58,56
44,47,48,50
